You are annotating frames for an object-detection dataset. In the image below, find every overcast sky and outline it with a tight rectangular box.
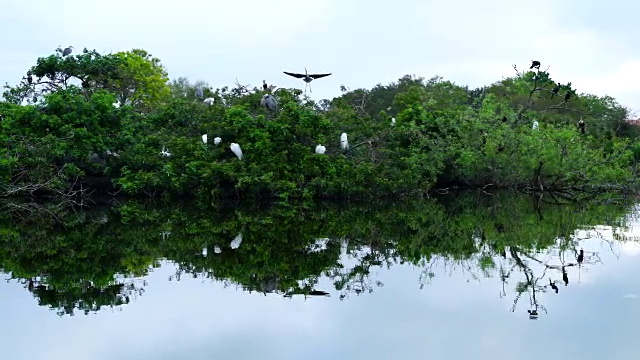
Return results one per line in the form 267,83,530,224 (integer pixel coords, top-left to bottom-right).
2,0,639,115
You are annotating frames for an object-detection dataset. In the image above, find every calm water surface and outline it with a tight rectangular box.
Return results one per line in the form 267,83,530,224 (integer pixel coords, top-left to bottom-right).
1,192,640,360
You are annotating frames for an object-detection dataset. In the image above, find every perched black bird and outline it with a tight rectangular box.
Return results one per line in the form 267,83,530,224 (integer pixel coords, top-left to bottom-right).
577,249,584,264
577,119,585,134
262,80,268,91
530,60,541,69
550,82,561,98
527,309,539,319
27,74,32,85
564,91,572,102
549,278,559,293
501,115,508,123
562,266,569,286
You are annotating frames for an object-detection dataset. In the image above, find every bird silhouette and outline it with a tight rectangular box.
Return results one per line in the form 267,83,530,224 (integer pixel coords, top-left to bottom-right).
283,68,331,93
577,249,584,264
562,266,569,286
530,60,541,69
577,119,585,134
549,278,559,293
550,82,561,98
564,91,572,102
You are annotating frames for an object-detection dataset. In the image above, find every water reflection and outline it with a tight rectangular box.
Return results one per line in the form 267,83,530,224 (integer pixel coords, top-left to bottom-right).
1,191,640,359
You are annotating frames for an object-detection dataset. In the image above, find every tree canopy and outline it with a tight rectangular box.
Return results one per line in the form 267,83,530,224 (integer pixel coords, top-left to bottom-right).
1,50,639,201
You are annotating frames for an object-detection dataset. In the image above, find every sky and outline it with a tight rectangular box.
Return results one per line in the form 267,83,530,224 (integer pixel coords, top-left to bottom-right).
2,233,640,359
1,0,640,116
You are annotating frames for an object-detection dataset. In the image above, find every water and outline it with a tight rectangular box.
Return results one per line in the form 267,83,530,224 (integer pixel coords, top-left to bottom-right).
1,192,640,359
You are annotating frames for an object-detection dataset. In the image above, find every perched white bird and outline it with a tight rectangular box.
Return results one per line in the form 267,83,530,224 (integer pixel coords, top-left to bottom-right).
202,134,208,144
202,247,208,257
230,143,243,160
391,117,396,126
532,120,539,130
230,233,243,249
315,144,326,154
213,246,222,254
203,97,215,105
160,146,171,157
214,137,222,145
340,133,349,152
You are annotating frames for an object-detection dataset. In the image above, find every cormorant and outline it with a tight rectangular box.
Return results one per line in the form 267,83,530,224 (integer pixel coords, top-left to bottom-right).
530,60,541,69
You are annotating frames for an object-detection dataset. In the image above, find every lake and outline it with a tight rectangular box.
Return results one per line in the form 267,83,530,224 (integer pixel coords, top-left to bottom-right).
1,191,640,360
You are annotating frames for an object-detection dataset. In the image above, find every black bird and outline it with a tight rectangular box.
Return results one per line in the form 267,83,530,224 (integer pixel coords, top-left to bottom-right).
501,115,508,123
562,266,569,286
27,74,32,85
564,91,572,102
262,80,268,91
577,249,584,264
530,60,541,69
550,82,561,98
549,278,559,293
577,119,585,134
527,309,539,319
283,68,331,93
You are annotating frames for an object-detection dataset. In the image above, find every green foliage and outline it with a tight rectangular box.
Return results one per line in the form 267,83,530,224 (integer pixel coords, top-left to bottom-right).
0,191,634,315
2,51,639,200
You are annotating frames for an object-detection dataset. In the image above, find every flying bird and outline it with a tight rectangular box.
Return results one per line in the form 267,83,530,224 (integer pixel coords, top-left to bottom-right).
203,97,215,105
315,144,326,154
530,60,541,69
283,68,331,93
214,137,222,145
340,133,349,152
62,46,74,57
230,143,243,160
261,94,278,112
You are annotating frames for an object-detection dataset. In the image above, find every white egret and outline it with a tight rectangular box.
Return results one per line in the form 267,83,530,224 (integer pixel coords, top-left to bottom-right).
532,120,539,130
230,233,243,249
202,247,208,257
202,134,208,144
391,117,396,126
214,137,222,145
214,246,222,254
230,143,243,160
315,144,326,154
203,97,215,105
340,133,349,152
160,146,171,157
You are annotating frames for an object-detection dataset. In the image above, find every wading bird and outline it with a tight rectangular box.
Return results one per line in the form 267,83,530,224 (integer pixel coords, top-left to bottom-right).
283,68,332,93
391,117,396,126
214,137,222,145
230,233,243,249
203,97,214,105
261,94,278,112
62,46,73,57
202,134,207,144
577,118,585,134
340,133,349,152
550,82,561,98
530,60,541,69
315,144,326,154
532,120,539,130
195,87,203,98
160,146,171,157
230,143,243,160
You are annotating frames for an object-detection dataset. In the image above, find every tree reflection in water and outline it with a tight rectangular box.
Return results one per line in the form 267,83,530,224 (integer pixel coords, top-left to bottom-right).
0,191,636,318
